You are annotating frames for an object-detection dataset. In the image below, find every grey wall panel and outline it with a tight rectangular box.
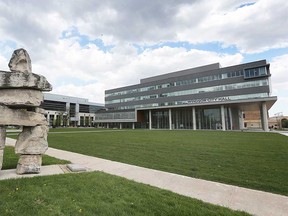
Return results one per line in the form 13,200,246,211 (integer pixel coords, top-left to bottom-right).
106,86,269,109
105,60,268,95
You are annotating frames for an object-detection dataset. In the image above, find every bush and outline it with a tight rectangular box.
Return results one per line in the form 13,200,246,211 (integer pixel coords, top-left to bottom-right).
281,118,288,128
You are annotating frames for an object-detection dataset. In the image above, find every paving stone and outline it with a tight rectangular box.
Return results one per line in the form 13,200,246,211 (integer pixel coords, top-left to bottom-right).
67,164,87,172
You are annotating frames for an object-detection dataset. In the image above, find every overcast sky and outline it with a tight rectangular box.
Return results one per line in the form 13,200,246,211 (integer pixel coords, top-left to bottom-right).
0,0,287,116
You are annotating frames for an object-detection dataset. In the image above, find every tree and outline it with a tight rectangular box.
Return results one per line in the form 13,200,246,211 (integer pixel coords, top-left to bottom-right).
281,118,288,128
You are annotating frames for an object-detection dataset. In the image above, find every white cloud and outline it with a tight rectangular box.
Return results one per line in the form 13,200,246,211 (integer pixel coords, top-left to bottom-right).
268,54,288,116
175,0,288,53
0,55,8,70
270,54,288,90
1,0,287,52
32,37,242,104
0,0,287,115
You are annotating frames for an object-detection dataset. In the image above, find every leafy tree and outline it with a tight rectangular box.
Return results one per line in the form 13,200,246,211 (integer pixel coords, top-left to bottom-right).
281,118,288,128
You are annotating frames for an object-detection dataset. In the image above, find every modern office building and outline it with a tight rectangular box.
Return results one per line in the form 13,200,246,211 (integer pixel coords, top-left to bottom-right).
95,60,277,131
41,93,103,127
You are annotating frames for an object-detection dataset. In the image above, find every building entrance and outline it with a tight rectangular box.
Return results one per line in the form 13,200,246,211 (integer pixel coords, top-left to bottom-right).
151,110,169,129
196,108,222,130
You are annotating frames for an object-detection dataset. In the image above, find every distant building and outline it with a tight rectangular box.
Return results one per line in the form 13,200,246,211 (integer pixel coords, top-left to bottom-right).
95,60,277,131
41,93,103,127
269,115,288,129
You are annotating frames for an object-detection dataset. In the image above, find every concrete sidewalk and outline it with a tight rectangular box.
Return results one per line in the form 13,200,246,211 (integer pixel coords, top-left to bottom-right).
274,130,288,136
2,138,288,216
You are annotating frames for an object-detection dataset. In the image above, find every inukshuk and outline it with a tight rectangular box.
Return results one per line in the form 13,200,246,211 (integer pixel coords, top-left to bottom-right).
0,48,52,174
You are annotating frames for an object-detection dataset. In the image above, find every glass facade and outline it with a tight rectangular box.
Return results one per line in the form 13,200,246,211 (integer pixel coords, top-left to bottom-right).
107,93,269,110
106,79,269,107
196,108,221,130
105,69,246,97
136,106,232,130
244,67,267,79
172,108,194,129
95,111,135,121
152,110,169,129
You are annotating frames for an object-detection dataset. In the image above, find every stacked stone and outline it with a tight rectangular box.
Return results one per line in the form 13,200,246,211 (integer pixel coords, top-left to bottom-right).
0,49,52,174
0,127,5,170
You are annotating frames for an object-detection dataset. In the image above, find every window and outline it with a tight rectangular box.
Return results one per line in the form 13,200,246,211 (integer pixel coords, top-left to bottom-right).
244,67,267,79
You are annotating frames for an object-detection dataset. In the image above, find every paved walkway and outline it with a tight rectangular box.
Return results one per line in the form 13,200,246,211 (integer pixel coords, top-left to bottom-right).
274,130,288,136
2,138,288,216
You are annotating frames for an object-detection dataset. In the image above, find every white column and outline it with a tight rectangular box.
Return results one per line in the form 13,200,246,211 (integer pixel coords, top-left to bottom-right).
238,109,244,130
120,123,122,129
228,107,233,130
88,115,90,127
107,123,109,129
169,109,172,130
132,122,135,130
47,113,50,126
53,114,57,127
76,104,80,126
149,110,152,130
261,102,269,132
66,102,70,126
221,105,226,131
192,107,196,130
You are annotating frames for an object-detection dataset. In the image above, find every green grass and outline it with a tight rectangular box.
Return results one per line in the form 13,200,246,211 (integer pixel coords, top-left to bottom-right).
42,128,288,196
0,171,250,216
1,146,70,170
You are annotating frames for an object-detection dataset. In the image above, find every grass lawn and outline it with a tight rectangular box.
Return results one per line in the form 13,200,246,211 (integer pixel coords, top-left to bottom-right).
0,171,250,216
1,146,70,170
34,128,288,196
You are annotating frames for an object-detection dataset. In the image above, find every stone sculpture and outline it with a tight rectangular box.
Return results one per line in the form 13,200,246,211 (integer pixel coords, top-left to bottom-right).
0,48,52,174
8,48,32,73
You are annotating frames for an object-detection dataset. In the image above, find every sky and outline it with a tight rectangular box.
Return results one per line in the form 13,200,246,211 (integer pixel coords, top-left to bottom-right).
0,0,287,116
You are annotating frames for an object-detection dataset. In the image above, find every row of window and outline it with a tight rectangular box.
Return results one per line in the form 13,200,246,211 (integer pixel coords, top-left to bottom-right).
95,111,135,120
106,67,268,98
244,67,267,79
106,79,268,105
40,100,66,112
112,93,269,110
41,101,102,114
105,69,247,97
